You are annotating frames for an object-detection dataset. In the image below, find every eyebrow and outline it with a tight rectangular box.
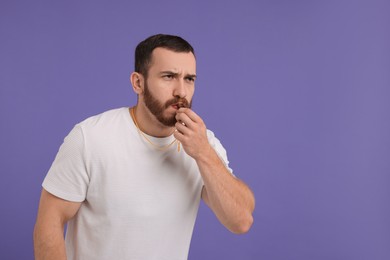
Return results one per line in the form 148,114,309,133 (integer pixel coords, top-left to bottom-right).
160,71,197,79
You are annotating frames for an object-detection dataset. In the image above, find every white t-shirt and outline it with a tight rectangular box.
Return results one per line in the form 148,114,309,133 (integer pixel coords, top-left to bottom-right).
43,107,232,260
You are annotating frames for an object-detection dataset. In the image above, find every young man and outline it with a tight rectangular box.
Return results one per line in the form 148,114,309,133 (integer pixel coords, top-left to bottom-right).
34,34,255,260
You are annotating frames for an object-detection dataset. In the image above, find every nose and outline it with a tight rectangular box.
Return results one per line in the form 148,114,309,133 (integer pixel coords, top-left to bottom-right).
173,78,187,98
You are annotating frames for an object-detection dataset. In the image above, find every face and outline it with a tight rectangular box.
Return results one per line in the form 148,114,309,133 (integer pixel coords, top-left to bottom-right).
141,48,196,127
143,81,192,126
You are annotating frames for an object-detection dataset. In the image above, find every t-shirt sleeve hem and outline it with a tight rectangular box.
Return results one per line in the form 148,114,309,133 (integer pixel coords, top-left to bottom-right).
42,181,85,203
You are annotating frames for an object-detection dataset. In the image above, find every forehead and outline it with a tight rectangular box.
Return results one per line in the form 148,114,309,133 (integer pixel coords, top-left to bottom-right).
149,47,196,74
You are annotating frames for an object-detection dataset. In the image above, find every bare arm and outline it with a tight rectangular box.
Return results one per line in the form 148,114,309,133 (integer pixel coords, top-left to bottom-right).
174,108,255,234
198,149,255,234
34,189,81,260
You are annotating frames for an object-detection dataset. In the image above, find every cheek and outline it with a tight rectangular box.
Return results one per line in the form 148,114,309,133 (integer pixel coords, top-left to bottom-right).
188,87,195,99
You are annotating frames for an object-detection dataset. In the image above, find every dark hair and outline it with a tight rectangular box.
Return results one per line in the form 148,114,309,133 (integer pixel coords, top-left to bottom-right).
134,34,195,78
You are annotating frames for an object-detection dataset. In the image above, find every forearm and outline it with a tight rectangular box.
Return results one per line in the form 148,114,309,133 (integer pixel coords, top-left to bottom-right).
173,108,255,233
34,222,67,260
196,146,255,234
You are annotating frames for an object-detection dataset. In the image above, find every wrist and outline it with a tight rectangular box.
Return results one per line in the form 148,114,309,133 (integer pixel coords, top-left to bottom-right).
194,144,215,163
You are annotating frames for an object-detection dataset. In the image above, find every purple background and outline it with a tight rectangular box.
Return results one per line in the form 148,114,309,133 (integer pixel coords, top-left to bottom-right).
1,0,389,259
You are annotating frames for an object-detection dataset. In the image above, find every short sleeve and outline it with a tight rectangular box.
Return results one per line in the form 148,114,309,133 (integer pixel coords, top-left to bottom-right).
206,130,234,176
42,124,89,202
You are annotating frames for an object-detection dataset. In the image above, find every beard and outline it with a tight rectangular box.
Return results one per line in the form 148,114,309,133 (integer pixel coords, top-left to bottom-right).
143,82,192,127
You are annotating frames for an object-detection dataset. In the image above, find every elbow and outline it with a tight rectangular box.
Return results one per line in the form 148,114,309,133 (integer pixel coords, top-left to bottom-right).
230,213,254,234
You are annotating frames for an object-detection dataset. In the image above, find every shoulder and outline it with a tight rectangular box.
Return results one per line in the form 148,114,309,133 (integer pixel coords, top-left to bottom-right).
206,129,221,145
67,107,130,142
79,107,128,128
206,129,226,153
206,129,216,140
73,107,130,135
206,129,234,174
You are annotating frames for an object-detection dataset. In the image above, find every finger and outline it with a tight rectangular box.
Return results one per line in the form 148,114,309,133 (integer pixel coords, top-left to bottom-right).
175,112,195,129
173,128,185,142
175,121,190,135
177,108,203,124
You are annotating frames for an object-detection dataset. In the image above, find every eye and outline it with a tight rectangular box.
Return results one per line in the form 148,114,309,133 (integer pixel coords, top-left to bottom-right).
163,74,174,80
186,77,195,83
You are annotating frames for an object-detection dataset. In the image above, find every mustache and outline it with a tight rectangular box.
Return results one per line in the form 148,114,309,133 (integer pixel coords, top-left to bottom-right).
164,97,190,109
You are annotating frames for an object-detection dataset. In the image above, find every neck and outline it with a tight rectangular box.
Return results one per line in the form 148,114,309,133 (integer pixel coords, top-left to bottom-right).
131,105,175,138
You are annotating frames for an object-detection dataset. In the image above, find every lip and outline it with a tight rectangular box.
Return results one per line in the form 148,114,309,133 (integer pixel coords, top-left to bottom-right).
171,102,186,109
169,101,188,110
171,104,179,110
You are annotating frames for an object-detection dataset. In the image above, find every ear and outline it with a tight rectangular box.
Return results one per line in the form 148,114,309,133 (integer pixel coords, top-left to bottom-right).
130,72,144,95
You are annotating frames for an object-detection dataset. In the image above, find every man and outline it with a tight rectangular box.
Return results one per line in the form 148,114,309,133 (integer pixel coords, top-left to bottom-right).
34,34,255,260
